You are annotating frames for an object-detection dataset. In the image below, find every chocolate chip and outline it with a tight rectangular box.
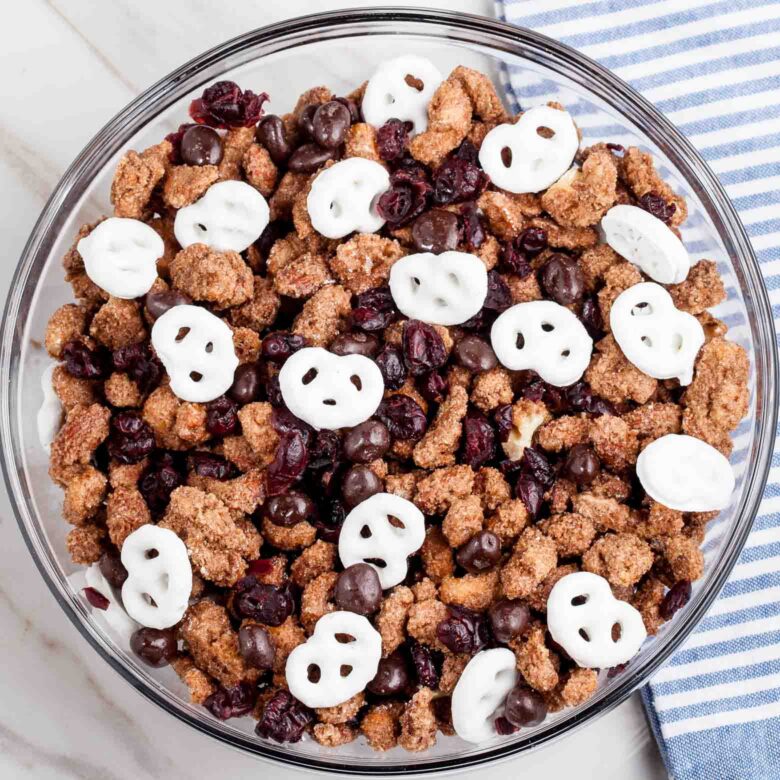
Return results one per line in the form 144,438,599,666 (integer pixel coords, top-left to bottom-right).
367,651,411,695
266,491,316,527
456,530,501,573
238,624,276,669
504,684,547,728
562,443,600,486
256,115,292,165
312,100,352,149
130,627,178,668
411,209,462,254
540,254,585,306
454,334,498,372
180,125,224,166
334,563,383,615
144,290,192,321
228,363,262,405
288,142,338,173
488,598,530,643
343,420,390,463
330,331,380,358
341,465,382,508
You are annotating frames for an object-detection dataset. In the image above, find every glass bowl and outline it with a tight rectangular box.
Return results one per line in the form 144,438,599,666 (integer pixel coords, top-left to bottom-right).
1,7,776,776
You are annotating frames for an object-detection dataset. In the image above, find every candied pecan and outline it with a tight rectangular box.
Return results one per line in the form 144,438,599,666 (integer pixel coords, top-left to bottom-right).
485,499,528,546
49,403,111,486
398,688,438,752
52,365,97,410
330,234,405,294
541,513,596,557
236,403,279,465
586,335,658,405
376,585,415,656
579,243,621,291
470,367,513,413
89,298,146,350
414,465,475,515
668,260,725,315
451,65,509,123
420,526,456,584
66,523,107,565
413,385,468,469
170,244,253,308
292,284,351,347
110,141,170,218
300,571,338,633
361,702,404,751
162,164,219,208
290,540,336,587
344,123,383,163
229,276,281,332
62,466,107,526
45,304,88,358
588,414,639,472
439,570,499,612
571,492,631,534
473,466,511,511
105,486,150,547
582,533,653,588
619,146,687,227
442,495,484,548
500,527,557,600
622,402,682,445
510,622,559,693
242,143,278,197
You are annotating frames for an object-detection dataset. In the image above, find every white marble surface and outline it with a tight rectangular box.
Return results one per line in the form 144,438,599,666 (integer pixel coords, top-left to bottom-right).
0,2,667,777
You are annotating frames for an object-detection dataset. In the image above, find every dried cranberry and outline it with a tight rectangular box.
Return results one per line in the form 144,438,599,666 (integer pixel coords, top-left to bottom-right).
502,227,547,276
495,716,519,735
308,429,342,471
376,395,428,442
461,409,496,468
112,343,162,394
501,241,532,277
493,404,514,442
376,118,411,161
352,286,398,332
262,331,307,363
523,447,555,488
408,639,440,688
403,321,447,376
638,191,676,224
233,579,295,626
374,344,407,390
205,682,257,720
256,690,312,743
376,169,432,228
138,451,185,514
189,80,268,128
483,271,512,312
108,412,155,464
564,381,615,417
312,498,346,543
62,340,108,380
515,473,545,520
271,407,314,443
607,662,629,678
660,580,692,620
205,395,240,436
419,371,448,403
188,451,238,481
82,587,109,610
265,374,283,407
436,606,490,654
267,430,309,496
432,155,488,205
460,201,485,250
580,296,604,338
432,695,453,728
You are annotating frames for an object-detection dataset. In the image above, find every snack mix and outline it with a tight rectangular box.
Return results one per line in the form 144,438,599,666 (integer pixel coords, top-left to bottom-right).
44,56,748,751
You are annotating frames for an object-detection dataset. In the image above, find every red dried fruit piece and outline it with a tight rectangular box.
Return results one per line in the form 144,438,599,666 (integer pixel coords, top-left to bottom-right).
483,271,512,312
376,169,432,228
460,201,485,250
580,295,604,339
189,80,269,128
204,682,257,720
660,580,692,620
493,404,514,443
267,429,309,496
402,320,447,376
113,342,163,394
374,344,407,390
376,395,428,442
62,340,109,380
638,191,676,225
256,689,313,743
436,606,490,654
108,412,156,464
352,286,398,332
502,227,547,276
188,451,238,481
419,371,448,404
522,446,555,488
247,558,275,578
312,498,347,543
82,587,109,610
138,450,185,515
376,118,412,161
205,395,240,437
233,578,295,626
515,473,545,520
432,154,488,205
408,639,440,688
461,409,496,468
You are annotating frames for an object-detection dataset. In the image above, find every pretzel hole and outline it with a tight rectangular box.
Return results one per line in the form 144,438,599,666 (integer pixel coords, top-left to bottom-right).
671,333,683,351
612,623,622,642
205,342,213,354
175,327,190,342
388,514,405,529
541,322,555,333
412,276,421,287
405,74,425,91
336,633,356,644
365,557,387,569
360,525,372,538
631,302,652,316
323,399,337,406
196,222,207,233
501,147,513,167
302,368,318,385
340,664,354,677
435,298,447,307
536,126,555,139
561,349,570,358
350,374,362,391
516,332,525,349
571,595,588,606
190,371,203,382
384,93,396,106
145,548,160,560
329,201,342,218
141,592,159,608
578,628,590,642
307,664,321,683
640,336,653,348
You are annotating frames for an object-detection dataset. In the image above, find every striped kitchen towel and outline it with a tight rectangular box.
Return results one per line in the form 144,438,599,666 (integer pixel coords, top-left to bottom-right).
496,2,780,778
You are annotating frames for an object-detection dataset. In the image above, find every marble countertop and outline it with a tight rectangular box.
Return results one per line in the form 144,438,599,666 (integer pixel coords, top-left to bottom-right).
0,2,667,777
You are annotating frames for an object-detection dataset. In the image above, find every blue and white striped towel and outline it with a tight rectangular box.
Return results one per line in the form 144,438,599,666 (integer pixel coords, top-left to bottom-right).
496,2,780,778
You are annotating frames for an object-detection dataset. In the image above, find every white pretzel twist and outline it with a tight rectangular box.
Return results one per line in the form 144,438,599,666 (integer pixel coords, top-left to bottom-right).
38,363,62,453
151,304,238,402
451,649,518,743
601,204,689,284
479,106,579,194
389,251,488,326
306,158,390,239
278,347,384,430
362,55,444,134
610,282,704,385
339,492,425,589
285,611,382,708
547,572,647,668
78,217,163,299
84,563,139,643
637,433,735,512
174,180,269,253
120,525,192,629
491,301,593,386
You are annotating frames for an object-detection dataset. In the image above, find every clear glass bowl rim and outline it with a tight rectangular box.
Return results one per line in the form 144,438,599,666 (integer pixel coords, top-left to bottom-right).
1,7,776,775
